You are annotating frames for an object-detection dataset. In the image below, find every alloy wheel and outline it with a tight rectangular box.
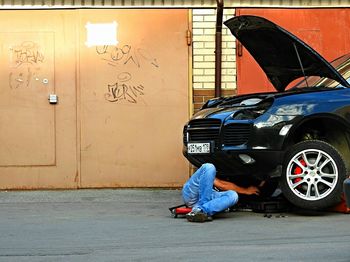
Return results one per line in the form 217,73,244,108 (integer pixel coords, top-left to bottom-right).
286,149,338,201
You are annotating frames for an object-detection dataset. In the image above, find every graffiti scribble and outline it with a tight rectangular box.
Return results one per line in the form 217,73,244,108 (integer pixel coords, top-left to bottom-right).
104,72,145,104
96,44,159,68
11,41,44,67
9,67,33,89
8,41,45,89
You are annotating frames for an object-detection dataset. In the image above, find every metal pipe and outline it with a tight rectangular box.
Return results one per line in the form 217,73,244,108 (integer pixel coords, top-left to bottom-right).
215,0,224,97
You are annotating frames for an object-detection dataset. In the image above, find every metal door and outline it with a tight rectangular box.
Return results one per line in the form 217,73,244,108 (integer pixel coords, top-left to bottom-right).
235,9,350,94
0,11,77,189
79,10,190,187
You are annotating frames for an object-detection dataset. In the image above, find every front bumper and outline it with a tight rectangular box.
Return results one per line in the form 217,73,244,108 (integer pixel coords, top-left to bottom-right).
182,113,299,179
183,147,284,179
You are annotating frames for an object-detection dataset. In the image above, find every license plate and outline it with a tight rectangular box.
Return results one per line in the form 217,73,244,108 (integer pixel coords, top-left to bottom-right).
187,143,210,154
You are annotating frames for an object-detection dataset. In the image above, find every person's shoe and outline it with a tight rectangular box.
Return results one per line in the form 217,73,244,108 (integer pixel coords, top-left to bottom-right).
186,208,213,222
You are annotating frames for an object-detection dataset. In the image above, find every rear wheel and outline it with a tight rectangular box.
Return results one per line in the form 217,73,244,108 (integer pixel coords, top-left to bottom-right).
281,140,347,210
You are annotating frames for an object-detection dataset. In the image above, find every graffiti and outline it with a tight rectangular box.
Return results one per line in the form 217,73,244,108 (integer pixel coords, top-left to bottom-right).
9,67,33,89
104,72,145,104
10,41,44,67
8,41,45,89
96,44,159,104
96,44,159,68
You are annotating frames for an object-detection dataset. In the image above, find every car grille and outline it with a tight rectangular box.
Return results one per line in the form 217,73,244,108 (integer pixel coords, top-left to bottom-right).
223,123,251,146
185,119,221,145
184,120,251,147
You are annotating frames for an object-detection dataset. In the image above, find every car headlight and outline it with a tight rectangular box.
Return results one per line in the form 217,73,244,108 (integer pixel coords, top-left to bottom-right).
255,114,296,128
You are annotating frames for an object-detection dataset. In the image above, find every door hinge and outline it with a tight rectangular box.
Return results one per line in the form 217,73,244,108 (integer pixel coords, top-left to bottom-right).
186,30,192,46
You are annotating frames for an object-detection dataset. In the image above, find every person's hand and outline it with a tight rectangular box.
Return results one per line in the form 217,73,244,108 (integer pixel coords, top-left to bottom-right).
244,186,260,195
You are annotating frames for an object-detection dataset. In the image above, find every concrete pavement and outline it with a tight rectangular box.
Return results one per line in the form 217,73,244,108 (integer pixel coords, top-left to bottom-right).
0,189,349,261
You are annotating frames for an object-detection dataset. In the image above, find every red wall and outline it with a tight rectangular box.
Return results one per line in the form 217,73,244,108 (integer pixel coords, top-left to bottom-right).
235,8,350,94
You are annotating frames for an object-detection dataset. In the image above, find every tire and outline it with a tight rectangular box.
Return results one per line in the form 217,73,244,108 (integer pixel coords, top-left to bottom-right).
280,140,347,210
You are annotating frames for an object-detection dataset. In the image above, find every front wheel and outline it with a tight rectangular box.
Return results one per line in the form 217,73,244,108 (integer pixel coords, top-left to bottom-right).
280,140,347,210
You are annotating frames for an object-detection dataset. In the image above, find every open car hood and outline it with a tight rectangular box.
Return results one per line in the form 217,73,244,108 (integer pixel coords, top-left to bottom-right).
224,15,350,91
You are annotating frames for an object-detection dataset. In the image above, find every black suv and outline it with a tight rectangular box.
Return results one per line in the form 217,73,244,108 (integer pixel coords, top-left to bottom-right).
183,15,350,210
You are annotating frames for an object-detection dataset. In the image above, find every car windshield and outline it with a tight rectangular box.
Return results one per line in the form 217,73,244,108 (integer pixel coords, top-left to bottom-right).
289,53,350,89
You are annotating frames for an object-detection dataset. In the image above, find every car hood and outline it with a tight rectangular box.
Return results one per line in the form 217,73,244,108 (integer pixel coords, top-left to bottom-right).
224,15,350,91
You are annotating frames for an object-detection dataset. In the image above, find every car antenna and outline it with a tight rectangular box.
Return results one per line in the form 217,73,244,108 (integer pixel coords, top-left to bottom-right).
293,42,309,88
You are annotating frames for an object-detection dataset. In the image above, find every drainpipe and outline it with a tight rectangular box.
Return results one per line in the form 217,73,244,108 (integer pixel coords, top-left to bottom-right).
215,0,224,97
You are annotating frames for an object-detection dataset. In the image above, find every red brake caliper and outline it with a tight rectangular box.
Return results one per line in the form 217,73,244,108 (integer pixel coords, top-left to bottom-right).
293,159,306,187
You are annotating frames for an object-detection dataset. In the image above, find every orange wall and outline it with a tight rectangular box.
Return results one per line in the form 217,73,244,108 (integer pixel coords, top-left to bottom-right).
236,8,350,94
0,9,190,189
